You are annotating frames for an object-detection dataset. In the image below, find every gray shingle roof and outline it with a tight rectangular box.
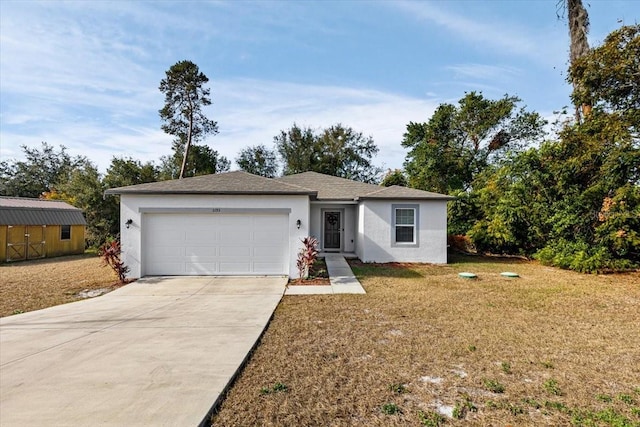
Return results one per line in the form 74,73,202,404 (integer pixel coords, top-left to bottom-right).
277,172,454,201
104,171,317,196
103,170,452,201
0,197,87,225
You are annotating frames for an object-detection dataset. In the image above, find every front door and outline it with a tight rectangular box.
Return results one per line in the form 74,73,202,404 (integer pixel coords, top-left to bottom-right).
323,211,341,251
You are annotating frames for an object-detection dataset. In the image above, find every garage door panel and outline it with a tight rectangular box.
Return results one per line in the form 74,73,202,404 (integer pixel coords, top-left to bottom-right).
185,263,219,275
219,246,251,257
144,213,288,276
185,246,218,256
219,262,252,273
147,262,185,275
185,230,218,243
254,262,285,273
254,231,285,242
253,246,281,256
220,229,250,242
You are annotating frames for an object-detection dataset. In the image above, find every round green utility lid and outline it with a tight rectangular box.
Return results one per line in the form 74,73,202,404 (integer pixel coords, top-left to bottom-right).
458,272,477,279
501,272,519,278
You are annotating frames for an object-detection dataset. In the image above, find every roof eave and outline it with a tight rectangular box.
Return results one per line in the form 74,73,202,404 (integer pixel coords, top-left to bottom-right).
105,189,317,196
357,196,456,201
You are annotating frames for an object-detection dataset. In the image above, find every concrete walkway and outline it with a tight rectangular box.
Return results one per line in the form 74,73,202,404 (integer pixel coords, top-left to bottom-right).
0,276,286,427
286,254,366,295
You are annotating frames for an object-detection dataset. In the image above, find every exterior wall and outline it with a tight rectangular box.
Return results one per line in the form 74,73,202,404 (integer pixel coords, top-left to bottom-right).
0,224,84,262
0,225,6,261
358,200,448,264
44,225,85,257
119,194,310,278
309,203,357,252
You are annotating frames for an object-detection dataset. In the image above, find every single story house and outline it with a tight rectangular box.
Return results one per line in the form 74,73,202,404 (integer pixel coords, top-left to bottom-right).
0,197,86,262
105,171,454,278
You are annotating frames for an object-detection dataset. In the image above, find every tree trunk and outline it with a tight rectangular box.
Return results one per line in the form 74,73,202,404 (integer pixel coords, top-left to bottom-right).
567,0,590,121
179,109,194,179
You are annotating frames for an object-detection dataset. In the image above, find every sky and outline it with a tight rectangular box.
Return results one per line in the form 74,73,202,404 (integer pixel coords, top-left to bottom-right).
0,0,637,175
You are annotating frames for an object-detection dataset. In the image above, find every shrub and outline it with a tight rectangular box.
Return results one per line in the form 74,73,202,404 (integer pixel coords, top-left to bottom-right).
98,239,129,284
534,239,636,273
296,236,319,279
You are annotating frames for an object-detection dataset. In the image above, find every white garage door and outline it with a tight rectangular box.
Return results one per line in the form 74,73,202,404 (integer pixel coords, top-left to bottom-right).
143,213,289,276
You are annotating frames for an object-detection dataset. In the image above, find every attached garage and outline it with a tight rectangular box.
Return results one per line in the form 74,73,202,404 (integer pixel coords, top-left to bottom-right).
142,212,289,276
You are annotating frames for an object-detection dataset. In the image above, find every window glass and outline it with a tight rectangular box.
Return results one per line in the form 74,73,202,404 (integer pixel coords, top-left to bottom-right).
394,208,415,243
61,225,71,240
395,209,415,225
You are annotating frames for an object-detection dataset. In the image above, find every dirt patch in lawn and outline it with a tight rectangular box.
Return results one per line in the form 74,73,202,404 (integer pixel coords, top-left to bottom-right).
0,253,123,317
211,253,640,426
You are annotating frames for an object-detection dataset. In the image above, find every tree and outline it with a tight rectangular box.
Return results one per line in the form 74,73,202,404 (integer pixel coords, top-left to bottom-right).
465,25,640,272
380,169,408,187
158,145,229,180
49,160,111,246
402,92,547,195
159,60,219,179
558,0,591,120
103,157,158,189
236,145,279,177
275,123,382,183
274,124,317,176
0,142,88,197
569,25,640,132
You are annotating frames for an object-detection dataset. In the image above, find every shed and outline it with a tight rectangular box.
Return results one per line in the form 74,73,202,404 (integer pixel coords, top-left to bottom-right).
0,197,86,262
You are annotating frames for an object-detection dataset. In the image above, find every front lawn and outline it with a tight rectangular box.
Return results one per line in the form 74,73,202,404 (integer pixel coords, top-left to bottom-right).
0,253,121,317
211,254,640,426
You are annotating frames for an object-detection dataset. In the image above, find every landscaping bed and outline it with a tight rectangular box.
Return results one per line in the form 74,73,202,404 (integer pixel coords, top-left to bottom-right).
211,254,640,426
288,257,330,286
0,253,122,317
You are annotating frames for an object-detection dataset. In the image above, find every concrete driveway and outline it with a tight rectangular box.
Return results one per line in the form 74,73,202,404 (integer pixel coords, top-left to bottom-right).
0,276,286,426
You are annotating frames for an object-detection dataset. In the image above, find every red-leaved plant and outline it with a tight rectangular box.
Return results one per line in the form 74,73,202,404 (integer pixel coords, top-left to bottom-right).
296,236,319,279
98,239,130,284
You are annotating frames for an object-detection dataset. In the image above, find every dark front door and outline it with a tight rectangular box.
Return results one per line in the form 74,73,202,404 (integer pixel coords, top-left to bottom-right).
324,211,341,250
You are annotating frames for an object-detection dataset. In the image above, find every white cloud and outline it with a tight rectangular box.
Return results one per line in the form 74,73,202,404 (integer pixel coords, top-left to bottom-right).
389,0,566,66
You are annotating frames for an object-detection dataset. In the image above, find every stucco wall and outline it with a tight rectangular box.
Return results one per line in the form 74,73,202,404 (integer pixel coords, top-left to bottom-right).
358,200,448,264
309,203,356,252
119,194,310,278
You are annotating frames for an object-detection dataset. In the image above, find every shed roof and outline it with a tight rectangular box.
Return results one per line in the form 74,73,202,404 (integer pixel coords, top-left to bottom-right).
0,197,87,226
104,171,317,196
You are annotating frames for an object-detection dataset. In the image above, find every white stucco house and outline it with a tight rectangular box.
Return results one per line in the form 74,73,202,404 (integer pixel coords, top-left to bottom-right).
105,171,454,278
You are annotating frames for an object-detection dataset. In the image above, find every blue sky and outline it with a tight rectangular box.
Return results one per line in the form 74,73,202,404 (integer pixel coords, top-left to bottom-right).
1,0,637,174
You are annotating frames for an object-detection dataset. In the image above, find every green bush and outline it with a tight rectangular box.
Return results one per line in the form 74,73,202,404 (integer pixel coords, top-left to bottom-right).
534,239,636,273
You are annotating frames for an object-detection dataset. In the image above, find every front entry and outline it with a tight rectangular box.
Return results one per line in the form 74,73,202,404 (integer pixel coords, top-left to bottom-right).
323,211,341,251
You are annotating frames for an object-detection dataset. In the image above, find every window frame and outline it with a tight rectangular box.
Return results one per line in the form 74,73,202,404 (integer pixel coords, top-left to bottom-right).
391,204,419,247
60,225,71,241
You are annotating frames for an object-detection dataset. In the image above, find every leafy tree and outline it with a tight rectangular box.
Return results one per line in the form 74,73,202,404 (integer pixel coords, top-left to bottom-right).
402,92,547,195
381,169,408,187
275,123,382,183
158,145,229,180
49,160,111,247
0,142,88,197
103,157,158,188
159,60,219,179
236,145,279,177
467,25,640,271
569,24,640,131
275,124,318,176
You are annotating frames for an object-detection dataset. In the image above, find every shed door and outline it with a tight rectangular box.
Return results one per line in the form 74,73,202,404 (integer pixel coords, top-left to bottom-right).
143,213,289,276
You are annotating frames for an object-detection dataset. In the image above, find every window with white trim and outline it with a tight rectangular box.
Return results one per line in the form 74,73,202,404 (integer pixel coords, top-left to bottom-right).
392,205,418,246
